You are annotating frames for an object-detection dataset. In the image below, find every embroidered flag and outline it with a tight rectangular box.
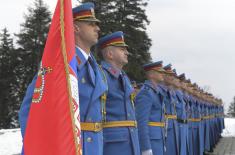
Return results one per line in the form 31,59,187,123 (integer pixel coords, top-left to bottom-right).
24,0,82,154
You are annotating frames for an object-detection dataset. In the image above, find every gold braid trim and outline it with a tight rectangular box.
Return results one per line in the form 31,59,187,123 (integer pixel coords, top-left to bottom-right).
98,65,108,122
60,0,80,154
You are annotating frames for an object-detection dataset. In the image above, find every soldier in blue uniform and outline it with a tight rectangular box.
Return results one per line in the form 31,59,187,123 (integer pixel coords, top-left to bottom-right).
162,64,179,155
208,100,215,151
190,84,203,155
203,98,211,152
198,95,204,155
19,2,108,155
210,100,217,149
135,61,166,155
200,97,207,153
214,101,221,144
175,73,190,155
220,101,225,131
97,31,140,155
218,100,225,135
185,80,195,155
199,93,206,155
207,96,216,153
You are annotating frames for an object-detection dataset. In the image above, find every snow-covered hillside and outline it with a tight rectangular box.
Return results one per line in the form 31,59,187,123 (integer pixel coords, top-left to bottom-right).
0,118,235,155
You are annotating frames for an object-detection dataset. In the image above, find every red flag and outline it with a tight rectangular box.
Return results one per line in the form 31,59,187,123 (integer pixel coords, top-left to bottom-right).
24,0,82,154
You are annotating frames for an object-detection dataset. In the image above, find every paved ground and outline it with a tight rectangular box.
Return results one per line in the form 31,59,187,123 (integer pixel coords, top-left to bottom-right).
205,137,235,155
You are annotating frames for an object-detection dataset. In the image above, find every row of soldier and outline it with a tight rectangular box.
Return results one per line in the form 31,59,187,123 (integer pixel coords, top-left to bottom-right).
18,2,225,155
134,61,225,155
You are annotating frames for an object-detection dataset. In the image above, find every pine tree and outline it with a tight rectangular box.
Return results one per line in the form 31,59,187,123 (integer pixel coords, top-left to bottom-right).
228,96,235,117
83,0,152,81
15,0,51,109
0,28,15,128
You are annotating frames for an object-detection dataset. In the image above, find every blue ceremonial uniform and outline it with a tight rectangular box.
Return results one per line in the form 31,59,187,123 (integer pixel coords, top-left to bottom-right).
101,61,140,155
162,86,179,155
76,49,107,155
161,64,179,155
209,104,217,150
221,106,225,130
213,105,220,145
203,103,211,152
19,47,108,155
218,105,225,133
215,105,221,143
198,101,204,155
187,95,194,155
175,90,189,155
191,98,202,155
200,102,206,153
135,80,165,155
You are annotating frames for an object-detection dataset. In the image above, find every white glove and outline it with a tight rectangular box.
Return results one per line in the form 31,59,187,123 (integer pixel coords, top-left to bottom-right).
142,149,153,155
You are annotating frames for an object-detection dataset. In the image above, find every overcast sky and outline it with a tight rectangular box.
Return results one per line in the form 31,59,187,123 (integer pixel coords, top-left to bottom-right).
146,0,235,111
0,0,234,110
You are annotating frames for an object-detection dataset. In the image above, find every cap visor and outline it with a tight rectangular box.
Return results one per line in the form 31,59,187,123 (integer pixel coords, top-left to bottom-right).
112,43,128,47
76,18,101,23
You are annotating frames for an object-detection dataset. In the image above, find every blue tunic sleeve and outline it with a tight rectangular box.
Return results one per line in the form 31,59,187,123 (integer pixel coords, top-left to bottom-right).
135,87,154,151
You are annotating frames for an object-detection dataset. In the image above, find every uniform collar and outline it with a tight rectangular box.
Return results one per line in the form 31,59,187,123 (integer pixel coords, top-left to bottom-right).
76,46,90,61
183,92,189,101
144,80,157,92
168,87,176,96
175,89,183,96
101,61,121,78
158,84,168,92
175,89,184,101
75,47,92,70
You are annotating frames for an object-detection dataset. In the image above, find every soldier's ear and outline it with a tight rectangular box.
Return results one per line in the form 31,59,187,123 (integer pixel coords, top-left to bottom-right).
74,22,80,33
74,25,79,32
106,48,114,59
106,50,111,59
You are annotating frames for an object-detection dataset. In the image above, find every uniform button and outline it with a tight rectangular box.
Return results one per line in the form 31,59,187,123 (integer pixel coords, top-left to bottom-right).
127,113,131,117
130,128,134,132
87,137,92,142
88,118,92,121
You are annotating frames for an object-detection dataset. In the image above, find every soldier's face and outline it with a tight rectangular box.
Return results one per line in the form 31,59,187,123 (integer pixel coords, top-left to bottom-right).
164,74,174,85
174,78,181,88
182,82,187,90
110,46,129,68
153,71,164,82
74,21,100,46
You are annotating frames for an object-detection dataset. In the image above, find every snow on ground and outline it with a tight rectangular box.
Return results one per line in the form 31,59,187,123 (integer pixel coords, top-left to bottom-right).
222,117,235,137
0,128,22,155
0,118,235,155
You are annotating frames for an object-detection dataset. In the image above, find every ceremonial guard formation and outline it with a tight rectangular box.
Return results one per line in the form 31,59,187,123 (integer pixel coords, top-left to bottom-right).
19,1,225,155
135,61,224,155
